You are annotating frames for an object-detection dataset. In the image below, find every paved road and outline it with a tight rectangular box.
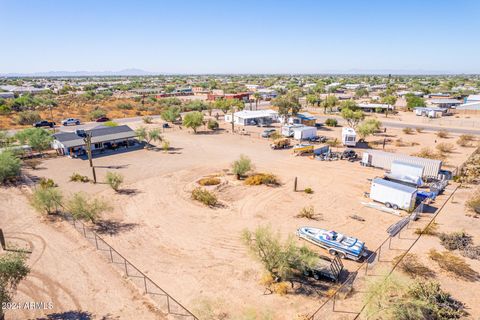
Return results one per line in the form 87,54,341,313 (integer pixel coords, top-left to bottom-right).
314,115,480,135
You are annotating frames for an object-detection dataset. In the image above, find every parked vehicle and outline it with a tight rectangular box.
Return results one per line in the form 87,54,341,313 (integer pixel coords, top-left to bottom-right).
384,173,423,187
297,227,368,261
369,178,417,211
262,128,277,138
270,138,290,149
340,149,357,160
292,126,316,140
281,124,304,137
95,117,110,122
162,123,170,128
341,127,356,147
302,254,343,282
308,135,327,143
293,143,314,155
33,120,55,128
62,118,81,126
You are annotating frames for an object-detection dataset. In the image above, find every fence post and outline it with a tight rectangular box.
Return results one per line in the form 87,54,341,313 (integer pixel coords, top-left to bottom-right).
124,260,129,276
388,237,392,249
167,296,171,313
294,177,297,192
378,245,382,261
109,247,114,262
94,233,99,249
82,223,87,238
144,276,148,294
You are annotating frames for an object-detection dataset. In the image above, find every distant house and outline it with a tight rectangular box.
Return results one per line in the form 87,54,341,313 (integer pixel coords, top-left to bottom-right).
52,125,137,157
0,92,14,99
465,94,480,104
357,103,394,112
288,112,316,126
207,92,250,102
457,101,480,111
414,107,445,118
225,109,278,126
256,88,277,100
427,99,462,109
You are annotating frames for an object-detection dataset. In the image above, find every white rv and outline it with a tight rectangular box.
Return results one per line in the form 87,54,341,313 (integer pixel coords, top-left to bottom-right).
342,127,356,147
292,126,316,140
281,124,304,137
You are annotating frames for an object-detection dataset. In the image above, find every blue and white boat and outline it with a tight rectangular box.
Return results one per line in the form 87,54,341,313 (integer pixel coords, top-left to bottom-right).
297,227,367,261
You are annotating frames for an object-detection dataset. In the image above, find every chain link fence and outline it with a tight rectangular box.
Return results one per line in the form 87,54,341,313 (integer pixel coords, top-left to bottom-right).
62,213,198,320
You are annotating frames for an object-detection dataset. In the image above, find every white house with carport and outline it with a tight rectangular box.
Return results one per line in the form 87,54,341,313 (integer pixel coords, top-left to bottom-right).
224,109,278,126
52,125,137,157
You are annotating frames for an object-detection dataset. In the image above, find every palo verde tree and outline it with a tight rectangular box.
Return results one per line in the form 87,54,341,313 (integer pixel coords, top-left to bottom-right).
161,106,181,124
0,151,21,184
30,184,63,215
135,126,162,149
381,95,397,117
0,252,30,320
231,154,252,179
182,111,204,134
320,95,338,114
215,98,244,132
242,225,318,281
357,119,382,142
341,106,365,129
67,192,112,223
272,93,301,121
14,128,53,154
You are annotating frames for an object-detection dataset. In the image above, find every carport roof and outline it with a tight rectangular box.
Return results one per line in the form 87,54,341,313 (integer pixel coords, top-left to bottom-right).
53,125,136,148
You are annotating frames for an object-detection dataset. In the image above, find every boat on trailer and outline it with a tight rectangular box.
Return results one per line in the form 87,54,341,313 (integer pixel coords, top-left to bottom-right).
297,227,368,261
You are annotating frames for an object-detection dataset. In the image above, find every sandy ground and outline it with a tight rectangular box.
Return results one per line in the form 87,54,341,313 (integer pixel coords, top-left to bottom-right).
22,117,479,319
0,187,164,320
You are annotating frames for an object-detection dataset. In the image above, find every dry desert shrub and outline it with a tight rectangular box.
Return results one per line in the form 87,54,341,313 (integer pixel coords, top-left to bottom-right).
191,187,218,207
304,187,314,194
439,231,472,251
456,134,475,147
412,147,445,160
244,173,279,186
392,253,435,279
296,205,322,220
428,249,478,281
436,142,455,153
70,172,90,183
198,177,221,186
466,191,480,216
415,127,423,133
22,158,42,170
394,138,406,147
402,127,414,134
414,221,438,236
436,130,449,138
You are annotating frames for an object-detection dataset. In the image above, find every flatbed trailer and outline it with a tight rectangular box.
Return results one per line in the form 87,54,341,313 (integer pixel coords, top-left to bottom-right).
303,255,344,282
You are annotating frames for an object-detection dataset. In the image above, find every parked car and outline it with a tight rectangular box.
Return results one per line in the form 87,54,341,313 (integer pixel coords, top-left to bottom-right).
162,123,170,128
62,118,81,126
33,120,55,128
95,117,110,122
261,129,277,138
340,149,357,160
309,135,327,143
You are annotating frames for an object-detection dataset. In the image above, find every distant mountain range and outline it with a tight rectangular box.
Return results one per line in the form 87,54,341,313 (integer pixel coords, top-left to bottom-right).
0,68,474,77
0,69,158,77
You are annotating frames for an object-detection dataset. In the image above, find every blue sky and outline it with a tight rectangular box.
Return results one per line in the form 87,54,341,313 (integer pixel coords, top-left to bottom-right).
1,0,479,74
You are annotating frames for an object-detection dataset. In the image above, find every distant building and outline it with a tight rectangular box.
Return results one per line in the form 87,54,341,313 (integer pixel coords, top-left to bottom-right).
0,92,14,99
357,103,394,112
457,101,480,111
207,92,250,101
256,88,277,100
192,86,210,95
465,94,480,104
224,109,278,126
427,99,462,109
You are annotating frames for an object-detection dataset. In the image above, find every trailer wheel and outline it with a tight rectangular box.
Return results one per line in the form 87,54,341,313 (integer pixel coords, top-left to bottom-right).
328,249,337,256
385,202,392,208
392,204,399,210
337,252,346,259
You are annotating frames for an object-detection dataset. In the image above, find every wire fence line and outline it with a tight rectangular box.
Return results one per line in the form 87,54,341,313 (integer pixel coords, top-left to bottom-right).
60,212,198,320
308,184,458,320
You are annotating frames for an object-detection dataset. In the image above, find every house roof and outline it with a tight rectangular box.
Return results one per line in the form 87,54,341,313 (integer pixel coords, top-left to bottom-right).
457,102,480,110
428,99,462,104
466,95,480,101
234,109,277,119
53,125,136,148
296,112,316,120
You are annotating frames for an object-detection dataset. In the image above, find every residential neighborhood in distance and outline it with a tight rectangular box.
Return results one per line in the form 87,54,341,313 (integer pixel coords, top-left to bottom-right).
1,1,480,320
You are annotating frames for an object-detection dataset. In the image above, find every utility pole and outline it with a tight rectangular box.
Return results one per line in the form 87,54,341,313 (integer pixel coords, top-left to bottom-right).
83,133,97,183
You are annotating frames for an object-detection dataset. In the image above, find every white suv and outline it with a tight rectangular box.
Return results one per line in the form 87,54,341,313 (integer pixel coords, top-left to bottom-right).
62,118,81,126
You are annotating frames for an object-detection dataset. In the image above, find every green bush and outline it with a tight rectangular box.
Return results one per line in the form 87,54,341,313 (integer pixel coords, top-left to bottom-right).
142,116,153,124
39,178,56,189
0,151,21,184
207,119,219,130
191,187,218,206
16,110,41,125
325,118,338,127
117,103,133,110
304,187,314,194
89,108,107,120
30,186,63,215
105,171,124,191
15,128,53,152
102,121,118,127
232,154,252,179
67,192,111,223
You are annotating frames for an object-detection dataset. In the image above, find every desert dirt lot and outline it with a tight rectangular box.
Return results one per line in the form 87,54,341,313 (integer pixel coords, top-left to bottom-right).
18,118,479,319
0,187,164,320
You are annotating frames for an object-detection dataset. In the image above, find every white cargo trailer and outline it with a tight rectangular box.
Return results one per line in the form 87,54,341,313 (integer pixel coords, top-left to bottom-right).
391,160,424,177
361,150,442,178
293,126,316,140
282,124,304,137
342,127,356,147
370,178,417,211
